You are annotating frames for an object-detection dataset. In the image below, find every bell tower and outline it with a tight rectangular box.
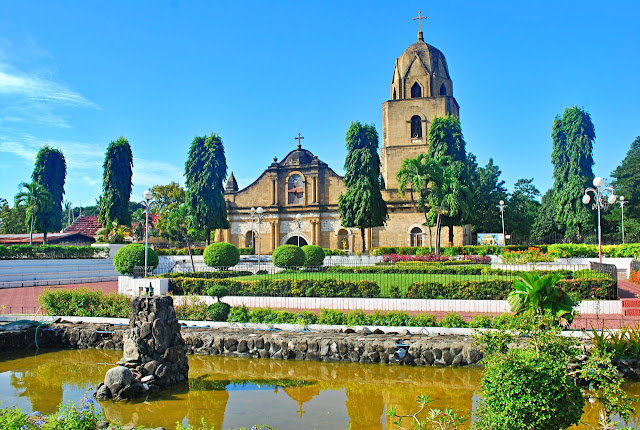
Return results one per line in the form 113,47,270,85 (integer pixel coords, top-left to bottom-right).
380,14,459,190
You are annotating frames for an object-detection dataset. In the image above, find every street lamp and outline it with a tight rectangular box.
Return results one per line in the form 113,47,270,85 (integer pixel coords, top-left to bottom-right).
255,207,264,273
582,177,616,263
295,214,302,247
141,190,154,278
497,200,506,246
619,196,628,244
250,207,256,252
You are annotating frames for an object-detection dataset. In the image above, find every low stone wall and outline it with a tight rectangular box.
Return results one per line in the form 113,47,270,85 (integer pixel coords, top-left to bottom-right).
0,322,484,367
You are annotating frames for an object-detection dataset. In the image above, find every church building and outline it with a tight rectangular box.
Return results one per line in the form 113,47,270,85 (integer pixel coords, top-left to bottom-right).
221,19,470,254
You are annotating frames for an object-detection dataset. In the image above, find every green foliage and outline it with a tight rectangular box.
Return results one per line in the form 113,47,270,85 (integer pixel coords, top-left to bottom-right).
0,397,103,430
507,272,576,324
611,137,640,230
185,133,229,244
552,106,596,240
151,181,186,237
439,312,468,328
589,323,640,359
470,158,508,234
112,243,158,275
14,181,53,243
387,394,467,430
99,137,133,227
506,178,541,242
0,245,107,259
531,189,563,243
156,246,205,255
207,284,229,300
338,121,388,252
31,146,66,237
38,288,131,318
175,295,209,321
0,201,27,234
474,347,584,430
208,302,231,321
272,244,305,267
203,242,240,268
301,244,325,266
322,248,347,256
469,314,493,328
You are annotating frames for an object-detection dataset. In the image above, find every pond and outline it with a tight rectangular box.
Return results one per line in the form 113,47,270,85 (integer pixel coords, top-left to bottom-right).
0,349,638,429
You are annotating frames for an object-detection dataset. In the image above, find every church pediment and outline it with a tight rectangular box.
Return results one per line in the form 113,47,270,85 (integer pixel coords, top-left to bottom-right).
404,53,431,79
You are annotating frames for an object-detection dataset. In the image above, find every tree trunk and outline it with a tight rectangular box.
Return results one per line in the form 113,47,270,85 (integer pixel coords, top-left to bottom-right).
206,228,211,246
43,231,47,245
576,225,583,243
423,210,433,253
185,236,195,272
360,228,366,253
29,214,34,246
448,222,454,248
435,214,442,255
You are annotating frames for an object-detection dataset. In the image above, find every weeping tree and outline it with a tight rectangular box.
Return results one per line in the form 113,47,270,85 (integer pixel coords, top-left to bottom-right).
31,146,66,244
184,133,229,246
338,121,388,253
14,182,53,245
427,116,473,246
551,106,595,241
99,137,133,228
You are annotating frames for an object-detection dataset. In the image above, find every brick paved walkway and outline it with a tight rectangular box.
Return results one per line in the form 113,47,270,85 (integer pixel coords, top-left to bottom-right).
1,279,639,329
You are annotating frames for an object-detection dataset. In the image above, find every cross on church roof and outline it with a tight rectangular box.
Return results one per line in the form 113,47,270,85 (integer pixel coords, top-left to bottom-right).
295,133,304,149
413,11,427,41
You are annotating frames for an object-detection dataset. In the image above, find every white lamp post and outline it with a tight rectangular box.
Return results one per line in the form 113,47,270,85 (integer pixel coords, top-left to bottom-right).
619,196,628,244
295,214,302,247
497,200,506,246
250,207,256,252
256,207,264,273
141,190,154,278
582,177,616,263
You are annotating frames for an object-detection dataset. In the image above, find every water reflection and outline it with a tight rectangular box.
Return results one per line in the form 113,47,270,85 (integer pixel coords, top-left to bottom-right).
0,349,638,429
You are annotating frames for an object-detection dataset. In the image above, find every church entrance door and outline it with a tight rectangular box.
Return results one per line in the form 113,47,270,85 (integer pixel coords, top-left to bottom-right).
285,236,308,247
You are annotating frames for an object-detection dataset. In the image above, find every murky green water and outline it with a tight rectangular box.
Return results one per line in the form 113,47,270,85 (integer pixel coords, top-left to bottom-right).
0,349,638,430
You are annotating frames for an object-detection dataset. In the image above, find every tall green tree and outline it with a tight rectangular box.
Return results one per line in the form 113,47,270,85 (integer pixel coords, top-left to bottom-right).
611,136,640,231
506,178,541,244
166,203,201,271
0,200,27,234
531,189,563,244
397,153,443,252
152,182,186,238
31,146,66,244
470,158,508,234
14,182,53,245
427,116,472,246
184,133,229,245
551,106,596,241
99,137,133,227
339,121,388,253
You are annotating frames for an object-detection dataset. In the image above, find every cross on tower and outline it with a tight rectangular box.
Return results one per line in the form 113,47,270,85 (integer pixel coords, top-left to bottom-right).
295,133,304,149
413,11,427,41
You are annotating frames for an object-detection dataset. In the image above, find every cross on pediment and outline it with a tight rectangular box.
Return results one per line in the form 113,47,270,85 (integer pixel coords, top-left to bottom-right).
413,11,427,41
295,133,304,149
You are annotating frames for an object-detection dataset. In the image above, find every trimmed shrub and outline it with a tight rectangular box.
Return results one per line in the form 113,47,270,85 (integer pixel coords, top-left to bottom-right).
323,248,348,256
203,242,240,268
113,244,158,275
208,302,231,321
0,244,108,260
302,245,325,267
272,244,305,267
207,284,229,299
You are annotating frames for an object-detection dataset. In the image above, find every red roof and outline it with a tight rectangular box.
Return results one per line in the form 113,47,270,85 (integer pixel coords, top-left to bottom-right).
0,232,95,245
63,215,103,237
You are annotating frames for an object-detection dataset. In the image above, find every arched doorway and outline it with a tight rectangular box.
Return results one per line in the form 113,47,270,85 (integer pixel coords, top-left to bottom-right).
410,227,423,247
245,231,256,250
285,236,308,246
337,228,349,250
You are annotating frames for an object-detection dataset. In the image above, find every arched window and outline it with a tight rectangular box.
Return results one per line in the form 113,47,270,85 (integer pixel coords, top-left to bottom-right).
410,227,423,247
245,231,256,250
393,89,397,100
288,174,304,204
411,115,422,138
337,228,349,250
411,82,422,98
440,83,447,96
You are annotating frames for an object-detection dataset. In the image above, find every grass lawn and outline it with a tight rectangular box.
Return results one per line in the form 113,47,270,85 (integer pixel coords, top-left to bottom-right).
234,271,514,296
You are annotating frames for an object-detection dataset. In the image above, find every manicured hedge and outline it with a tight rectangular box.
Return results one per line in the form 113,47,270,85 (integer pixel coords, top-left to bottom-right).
372,245,542,256
156,271,252,280
113,244,158,275
203,242,240,268
155,246,254,256
168,277,380,298
0,244,108,260
323,248,348,256
272,245,305,267
38,288,131,318
302,245,325,266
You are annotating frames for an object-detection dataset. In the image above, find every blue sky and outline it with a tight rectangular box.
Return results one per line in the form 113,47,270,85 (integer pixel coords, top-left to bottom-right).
0,1,639,208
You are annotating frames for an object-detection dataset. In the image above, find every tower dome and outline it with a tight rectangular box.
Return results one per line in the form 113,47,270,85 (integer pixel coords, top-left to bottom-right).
390,37,453,100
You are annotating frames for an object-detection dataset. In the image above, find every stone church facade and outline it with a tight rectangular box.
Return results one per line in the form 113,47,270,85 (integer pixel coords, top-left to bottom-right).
221,29,470,254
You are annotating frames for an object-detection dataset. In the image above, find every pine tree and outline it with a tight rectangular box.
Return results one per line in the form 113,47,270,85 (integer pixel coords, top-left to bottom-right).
31,146,66,244
551,106,595,241
99,137,134,228
184,133,229,245
338,121,388,252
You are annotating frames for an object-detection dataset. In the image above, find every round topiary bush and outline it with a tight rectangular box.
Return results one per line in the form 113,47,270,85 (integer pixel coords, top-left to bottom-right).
207,285,229,300
272,245,305,268
203,242,240,268
208,302,231,322
113,244,158,275
302,245,325,267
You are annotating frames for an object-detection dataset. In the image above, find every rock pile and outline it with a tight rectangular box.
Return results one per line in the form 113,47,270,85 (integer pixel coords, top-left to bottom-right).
96,296,189,400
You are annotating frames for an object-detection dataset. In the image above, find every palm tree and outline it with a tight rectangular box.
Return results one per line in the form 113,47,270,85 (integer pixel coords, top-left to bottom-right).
396,153,443,252
14,182,53,245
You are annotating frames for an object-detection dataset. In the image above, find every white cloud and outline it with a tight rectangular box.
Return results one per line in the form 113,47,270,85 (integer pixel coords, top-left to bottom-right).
133,158,185,189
